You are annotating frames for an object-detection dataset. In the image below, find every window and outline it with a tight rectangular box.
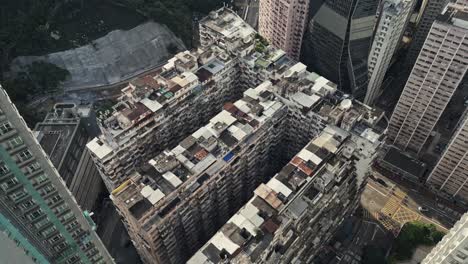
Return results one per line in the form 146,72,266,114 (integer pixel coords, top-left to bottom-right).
9,189,27,202
8,136,23,148
41,226,56,237
34,218,49,229
0,162,9,176
33,174,48,185
0,177,18,191
20,200,35,210
0,122,12,135
28,162,41,173
27,209,43,221
18,150,32,162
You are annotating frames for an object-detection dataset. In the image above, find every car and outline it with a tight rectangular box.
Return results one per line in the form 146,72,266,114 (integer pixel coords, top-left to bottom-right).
418,206,429,212
376,178,388,187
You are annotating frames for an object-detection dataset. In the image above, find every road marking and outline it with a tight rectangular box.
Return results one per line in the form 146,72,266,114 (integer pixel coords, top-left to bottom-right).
371,228,377,241
367,183,389,197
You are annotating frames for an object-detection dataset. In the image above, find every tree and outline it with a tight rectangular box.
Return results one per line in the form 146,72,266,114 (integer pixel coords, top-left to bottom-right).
362,245,387,264
391,221,446,261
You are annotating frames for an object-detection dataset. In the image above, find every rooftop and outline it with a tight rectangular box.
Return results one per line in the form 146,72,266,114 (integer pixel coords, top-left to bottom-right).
34,105,83,168
382,147,427,178
112,81,287,222
188,124,382,263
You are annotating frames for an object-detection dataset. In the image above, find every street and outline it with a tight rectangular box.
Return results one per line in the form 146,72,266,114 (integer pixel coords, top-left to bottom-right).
363,171,458,234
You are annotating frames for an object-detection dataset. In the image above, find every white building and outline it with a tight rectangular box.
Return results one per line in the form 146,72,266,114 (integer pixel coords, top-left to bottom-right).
422,213,468,264
365,0,415,105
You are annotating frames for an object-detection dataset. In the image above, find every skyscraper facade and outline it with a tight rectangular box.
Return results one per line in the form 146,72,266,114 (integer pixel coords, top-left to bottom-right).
405,0,450,70
422,212,468,264
258,0,310,60
35,104,103,211
365,0,416,105
301,0,379,98
388,2,468,154
426,111,468,202
0,86,113,263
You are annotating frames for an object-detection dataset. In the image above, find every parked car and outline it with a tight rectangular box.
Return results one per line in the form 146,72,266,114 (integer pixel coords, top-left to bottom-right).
376,178,388,187
418,206,429,212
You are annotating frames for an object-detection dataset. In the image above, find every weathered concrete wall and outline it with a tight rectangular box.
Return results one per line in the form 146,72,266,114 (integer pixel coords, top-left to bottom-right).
11,22,185,91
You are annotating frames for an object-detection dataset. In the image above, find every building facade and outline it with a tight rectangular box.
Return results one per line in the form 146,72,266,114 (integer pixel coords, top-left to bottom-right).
301,0,379,98
258,0,310,60
35,104,103,211
426,111,468,203
365,0,416,105
188,124,382,264
88,10,263,192
111,77,382,264
388,3,468,154
405,0,450,71
87,8,384,264
422,212,468,264
0,87,113,263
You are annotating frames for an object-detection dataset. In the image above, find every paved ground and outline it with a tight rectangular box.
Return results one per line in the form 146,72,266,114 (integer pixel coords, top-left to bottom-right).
362,171,455,237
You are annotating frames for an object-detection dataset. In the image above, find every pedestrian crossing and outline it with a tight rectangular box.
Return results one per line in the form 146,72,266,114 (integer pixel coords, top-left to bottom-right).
381,197,400,216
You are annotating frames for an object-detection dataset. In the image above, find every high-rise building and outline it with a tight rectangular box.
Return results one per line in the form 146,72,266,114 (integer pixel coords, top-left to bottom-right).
88,12,261,192
388,2,468,154
188,124,381,264
301,0,379,98
0,87,113,263
405,0,450,70
422,212,468,264
365,0,416,105
426,111,468,202
87,8,384,264
35,104,103,211
111,78,382,264
258,0,310,60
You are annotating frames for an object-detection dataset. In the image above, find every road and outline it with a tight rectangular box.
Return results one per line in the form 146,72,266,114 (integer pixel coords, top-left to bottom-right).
365,175,454,232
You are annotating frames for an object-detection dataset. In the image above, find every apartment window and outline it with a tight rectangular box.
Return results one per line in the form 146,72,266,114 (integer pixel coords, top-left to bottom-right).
9,136,23,148
33,174,48,185
41,226,56,237
28,162,41,173
18,150,32,162
53,203,67,214
0,162,10,176
0,177,18,191
0,121,12,135
51,234,63,242
9,188,27,202
33,217,49,230
27,210,43,223
20,200,35,210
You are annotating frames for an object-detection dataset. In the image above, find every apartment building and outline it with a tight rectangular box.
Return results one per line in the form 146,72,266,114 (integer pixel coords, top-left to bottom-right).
188,124,382,264
258,0,310,60
88,8,317,192
0,86,113,263
110,71,382,264
365,0,416,105
87,50,248,191
301,0,379,97
388,2,468,154
88,8,384,264
426,111,468,203
35,104,103,211
422,212,468,264
405,0,450,71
